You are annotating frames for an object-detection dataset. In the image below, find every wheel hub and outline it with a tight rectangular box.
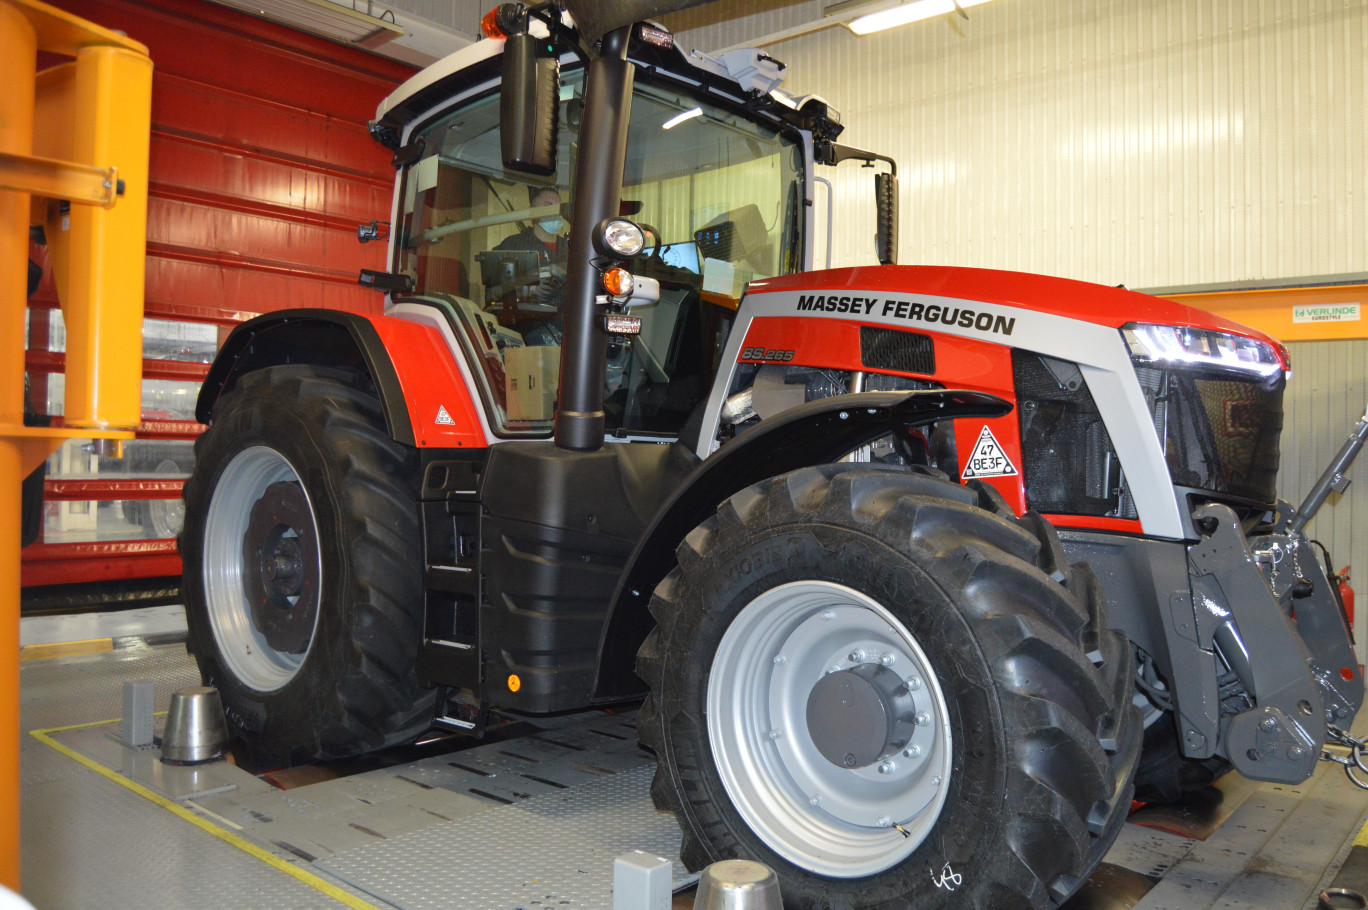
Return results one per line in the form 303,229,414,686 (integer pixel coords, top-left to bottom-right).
806,663,917,769
706,582,954,878
243,481,319,654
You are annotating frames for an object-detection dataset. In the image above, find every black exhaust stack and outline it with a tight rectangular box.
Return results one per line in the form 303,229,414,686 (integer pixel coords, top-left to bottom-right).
554,27,634,451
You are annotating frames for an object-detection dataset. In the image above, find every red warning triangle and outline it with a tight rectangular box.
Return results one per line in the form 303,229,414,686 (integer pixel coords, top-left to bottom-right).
961,425,1018,479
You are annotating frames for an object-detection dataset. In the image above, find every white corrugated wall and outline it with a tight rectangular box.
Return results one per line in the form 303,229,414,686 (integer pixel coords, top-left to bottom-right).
675,1,1368,656
674,0,1367,287
1283,341,1367,654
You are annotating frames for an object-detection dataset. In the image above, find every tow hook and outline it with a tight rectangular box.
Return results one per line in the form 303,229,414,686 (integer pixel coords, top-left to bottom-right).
1320,724,1368,789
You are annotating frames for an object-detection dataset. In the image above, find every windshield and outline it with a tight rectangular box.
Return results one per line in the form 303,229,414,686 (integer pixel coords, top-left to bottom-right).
393,68,806,437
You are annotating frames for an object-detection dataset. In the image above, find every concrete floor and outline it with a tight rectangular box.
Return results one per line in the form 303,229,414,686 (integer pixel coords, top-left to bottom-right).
18,610,1368,910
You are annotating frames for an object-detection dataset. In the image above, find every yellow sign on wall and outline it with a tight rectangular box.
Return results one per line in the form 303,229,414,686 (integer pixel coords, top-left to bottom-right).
1164,285,1368,345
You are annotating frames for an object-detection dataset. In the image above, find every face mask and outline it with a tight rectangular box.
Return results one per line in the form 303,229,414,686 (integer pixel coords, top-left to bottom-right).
538,216,564,235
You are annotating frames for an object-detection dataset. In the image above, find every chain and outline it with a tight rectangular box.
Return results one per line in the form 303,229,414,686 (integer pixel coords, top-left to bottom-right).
1254,541,1285,587
1320,724,1368,790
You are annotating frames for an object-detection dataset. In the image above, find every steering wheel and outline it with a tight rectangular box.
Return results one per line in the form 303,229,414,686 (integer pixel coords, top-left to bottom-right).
636,222,663,263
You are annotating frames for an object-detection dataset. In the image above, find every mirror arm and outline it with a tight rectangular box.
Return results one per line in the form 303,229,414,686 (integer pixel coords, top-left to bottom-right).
814,141,897,177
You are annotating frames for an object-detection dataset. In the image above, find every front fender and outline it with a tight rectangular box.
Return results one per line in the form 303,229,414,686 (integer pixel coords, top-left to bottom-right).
591,388,1012,701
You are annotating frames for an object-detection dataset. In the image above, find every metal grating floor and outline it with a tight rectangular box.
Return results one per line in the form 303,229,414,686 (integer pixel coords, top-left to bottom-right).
21,641,1368,910
21,646,367,910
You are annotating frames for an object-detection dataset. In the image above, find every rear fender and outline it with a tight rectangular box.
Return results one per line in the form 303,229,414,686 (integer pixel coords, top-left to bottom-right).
591,388,1012,701
197,310,485,449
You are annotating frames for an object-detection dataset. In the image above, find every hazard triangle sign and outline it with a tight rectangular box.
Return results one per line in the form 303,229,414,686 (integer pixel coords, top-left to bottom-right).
435,406,455,426
961,425,1018,479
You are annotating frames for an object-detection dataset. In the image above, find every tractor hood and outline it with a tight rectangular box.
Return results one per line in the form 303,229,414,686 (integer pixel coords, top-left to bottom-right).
748,266,1283,348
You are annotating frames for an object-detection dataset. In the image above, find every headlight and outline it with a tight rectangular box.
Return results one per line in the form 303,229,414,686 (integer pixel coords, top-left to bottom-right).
1122,323,1285,378
593,218,646,258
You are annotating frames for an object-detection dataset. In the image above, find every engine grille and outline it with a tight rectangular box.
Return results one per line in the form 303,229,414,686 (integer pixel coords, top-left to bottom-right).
860,327,934,375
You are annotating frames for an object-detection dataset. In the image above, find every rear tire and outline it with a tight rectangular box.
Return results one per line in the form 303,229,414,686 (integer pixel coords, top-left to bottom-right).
181,365,436,764
637,465,1141,909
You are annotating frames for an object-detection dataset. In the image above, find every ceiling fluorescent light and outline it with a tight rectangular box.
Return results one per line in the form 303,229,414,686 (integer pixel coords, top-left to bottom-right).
662,107,703,129
209,0,403,47
848,0,997,36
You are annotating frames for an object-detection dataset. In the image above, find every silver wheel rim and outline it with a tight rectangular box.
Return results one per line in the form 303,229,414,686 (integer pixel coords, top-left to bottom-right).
707,581,953,878
150,459,186,539
202,446,322,692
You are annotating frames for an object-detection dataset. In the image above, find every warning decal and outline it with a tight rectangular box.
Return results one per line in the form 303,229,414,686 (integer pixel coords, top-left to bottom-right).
961,426,1018,479
435,406,455,426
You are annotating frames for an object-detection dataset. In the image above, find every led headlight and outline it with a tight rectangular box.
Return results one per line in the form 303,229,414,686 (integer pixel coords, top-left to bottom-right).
1122,323,1285,378
593,218,646,258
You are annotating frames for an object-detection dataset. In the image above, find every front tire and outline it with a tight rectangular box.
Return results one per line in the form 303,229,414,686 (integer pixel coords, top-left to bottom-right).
1132,711,1232,803
637,466,1141,909
181,365,436,764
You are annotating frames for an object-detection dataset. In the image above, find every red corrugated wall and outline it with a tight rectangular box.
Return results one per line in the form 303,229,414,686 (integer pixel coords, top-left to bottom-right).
22,0,413,594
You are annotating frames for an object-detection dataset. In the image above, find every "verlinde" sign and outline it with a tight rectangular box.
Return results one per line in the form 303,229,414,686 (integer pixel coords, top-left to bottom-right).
1292,303,1360,324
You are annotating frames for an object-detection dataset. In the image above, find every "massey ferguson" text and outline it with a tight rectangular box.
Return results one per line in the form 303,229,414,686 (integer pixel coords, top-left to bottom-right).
795,294,1016,337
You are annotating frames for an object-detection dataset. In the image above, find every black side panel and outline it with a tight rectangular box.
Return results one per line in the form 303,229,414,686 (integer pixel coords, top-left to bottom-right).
480,441,697,712
1055,530,1190,671
196,310,414,445
592,389,1012,701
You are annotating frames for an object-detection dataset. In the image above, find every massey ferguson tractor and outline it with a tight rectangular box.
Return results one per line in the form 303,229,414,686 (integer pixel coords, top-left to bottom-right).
179,1,1368,906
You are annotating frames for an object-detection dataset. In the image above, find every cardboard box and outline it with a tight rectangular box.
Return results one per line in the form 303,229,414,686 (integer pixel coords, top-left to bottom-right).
505,345,560,422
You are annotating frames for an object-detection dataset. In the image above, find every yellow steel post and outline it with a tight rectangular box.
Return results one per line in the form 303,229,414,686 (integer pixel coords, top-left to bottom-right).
0,0,37,892
0,0,150,891
43,44,152,430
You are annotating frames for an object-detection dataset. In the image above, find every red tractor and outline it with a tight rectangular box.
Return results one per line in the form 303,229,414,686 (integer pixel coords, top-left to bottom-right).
179,2,1367,906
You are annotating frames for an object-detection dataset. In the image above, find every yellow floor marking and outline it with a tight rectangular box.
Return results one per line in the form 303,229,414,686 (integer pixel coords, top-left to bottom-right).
20,639,113,661
30,720,379,909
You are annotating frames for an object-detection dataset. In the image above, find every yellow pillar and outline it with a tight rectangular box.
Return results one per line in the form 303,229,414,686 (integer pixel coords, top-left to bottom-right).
0,0,38,890
46,44,152,430
0,0,150,890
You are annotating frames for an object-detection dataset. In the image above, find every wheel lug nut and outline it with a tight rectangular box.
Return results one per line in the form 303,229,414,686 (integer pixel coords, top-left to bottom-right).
878,761,896,774
880,652,895,666
904,744,921,758
915,711,931,726
848,649,866,663
906,677,921,691
931,776,941,786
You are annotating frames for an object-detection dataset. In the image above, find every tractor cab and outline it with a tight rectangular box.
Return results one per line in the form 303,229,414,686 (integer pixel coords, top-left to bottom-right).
365,6,880,455
382,57,807,442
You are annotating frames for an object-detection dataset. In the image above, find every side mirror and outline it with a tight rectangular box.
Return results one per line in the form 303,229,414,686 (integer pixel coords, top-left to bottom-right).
501,31,559,176
875,171,898,265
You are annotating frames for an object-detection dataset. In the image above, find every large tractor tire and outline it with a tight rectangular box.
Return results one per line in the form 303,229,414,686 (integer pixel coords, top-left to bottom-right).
181,365,436,764
1132,712,1232,804
637,465,1141,909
